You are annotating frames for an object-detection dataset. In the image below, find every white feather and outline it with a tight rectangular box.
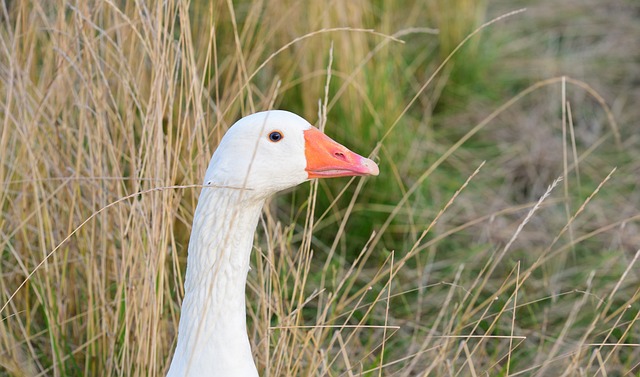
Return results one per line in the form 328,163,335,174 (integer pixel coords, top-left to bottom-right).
168,111,314,377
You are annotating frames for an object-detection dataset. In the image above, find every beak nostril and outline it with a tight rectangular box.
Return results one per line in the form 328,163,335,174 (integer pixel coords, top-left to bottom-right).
334,151,346,160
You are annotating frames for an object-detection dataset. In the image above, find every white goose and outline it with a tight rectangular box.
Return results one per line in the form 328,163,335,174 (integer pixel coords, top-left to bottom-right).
167,110,379,376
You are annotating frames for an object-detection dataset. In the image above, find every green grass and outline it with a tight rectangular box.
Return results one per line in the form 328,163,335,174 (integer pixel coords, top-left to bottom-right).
1,0,639,376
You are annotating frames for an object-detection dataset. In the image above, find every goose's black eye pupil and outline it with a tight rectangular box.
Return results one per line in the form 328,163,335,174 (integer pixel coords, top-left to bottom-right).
269,131,283,142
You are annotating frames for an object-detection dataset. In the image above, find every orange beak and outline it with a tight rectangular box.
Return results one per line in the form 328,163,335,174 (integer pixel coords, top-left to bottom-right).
304,127,379,179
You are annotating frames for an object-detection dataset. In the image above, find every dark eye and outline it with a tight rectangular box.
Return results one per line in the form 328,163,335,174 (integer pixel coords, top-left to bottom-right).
268,131,283,142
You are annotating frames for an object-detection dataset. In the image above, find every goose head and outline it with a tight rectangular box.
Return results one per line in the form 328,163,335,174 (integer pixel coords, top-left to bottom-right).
204,110,379,195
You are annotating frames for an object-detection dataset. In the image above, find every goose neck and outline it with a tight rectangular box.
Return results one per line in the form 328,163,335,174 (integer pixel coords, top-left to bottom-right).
168,187,265,377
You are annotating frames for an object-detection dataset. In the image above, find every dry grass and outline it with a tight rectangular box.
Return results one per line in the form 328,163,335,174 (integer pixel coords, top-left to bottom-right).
1,0,638,376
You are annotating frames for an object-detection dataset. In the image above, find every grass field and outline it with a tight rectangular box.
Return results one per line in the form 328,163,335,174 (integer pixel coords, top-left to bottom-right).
1,0,639,376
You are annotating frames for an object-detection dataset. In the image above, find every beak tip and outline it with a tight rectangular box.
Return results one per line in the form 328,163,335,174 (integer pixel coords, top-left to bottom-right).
362,157,379,176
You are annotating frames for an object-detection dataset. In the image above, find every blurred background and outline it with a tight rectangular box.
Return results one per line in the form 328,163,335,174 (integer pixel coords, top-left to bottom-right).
1,0,638,375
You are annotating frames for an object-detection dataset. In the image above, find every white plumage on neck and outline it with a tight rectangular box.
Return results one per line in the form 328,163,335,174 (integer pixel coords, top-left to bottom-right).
167,187,264,377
